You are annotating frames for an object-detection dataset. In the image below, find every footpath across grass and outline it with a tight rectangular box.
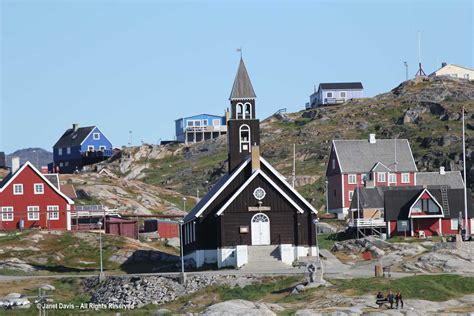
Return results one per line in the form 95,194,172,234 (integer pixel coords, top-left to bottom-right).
332,274,474,301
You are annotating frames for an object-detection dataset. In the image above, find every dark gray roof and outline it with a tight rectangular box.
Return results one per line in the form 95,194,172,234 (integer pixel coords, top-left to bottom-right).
350,187,385,210
415,171,464,189
333,139,417,173
184,173,231,222
319,82,363,90
384,187,473,221
229,58,256,100
44,174,59,189
53,126,95,148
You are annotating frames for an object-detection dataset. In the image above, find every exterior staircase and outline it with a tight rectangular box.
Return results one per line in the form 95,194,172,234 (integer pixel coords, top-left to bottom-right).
241,245,292,271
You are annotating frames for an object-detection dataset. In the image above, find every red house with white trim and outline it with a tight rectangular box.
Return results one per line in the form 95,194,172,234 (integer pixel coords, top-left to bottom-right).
0,159,74,231
384,187,473,238
327,134,418,218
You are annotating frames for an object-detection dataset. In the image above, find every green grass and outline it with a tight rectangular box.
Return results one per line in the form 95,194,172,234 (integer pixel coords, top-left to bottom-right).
332,275,474,301
216,276,302,301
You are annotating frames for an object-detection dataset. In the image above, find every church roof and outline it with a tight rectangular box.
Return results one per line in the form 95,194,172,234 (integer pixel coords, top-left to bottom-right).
229,58,256,100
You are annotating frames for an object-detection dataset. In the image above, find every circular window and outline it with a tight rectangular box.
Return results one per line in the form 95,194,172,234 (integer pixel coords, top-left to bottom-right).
253,187,266,200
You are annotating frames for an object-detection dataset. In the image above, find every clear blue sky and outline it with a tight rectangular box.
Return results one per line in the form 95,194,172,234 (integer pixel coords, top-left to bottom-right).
1,0,472,153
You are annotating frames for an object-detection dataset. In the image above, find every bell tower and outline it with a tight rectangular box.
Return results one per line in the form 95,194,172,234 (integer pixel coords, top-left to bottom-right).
227,58,260,173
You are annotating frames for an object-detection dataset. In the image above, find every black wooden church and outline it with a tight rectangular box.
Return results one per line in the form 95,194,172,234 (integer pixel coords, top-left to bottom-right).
182,58,318,268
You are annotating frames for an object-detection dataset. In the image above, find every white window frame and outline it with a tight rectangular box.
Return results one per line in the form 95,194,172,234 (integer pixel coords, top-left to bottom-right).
34,183,44,195
88,145,94,151
47,205,59,220
67,147,71,154
244,102,252,119
13,184,23,195
388,173,397,184
212,119,221,126
451,218,459,230
1,207,14,221
239,124,251,153
202,119,208,126
348,191,354,201
27,206,40,221
401,173,410,183
377,172,386,182
93,132,100,140
348,174,357,184
58,148,63,156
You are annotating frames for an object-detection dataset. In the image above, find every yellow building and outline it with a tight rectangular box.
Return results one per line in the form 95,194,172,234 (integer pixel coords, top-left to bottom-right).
429,63,473,80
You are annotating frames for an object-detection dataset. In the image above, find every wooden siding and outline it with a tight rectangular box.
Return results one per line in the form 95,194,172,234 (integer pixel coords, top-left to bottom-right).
227,119,260,173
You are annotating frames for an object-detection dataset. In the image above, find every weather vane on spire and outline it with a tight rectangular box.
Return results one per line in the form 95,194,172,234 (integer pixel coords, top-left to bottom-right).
236,47,242,59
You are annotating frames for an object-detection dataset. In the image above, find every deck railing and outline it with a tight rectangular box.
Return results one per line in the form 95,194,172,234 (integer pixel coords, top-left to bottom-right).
349,218,386,227
185,125,227,133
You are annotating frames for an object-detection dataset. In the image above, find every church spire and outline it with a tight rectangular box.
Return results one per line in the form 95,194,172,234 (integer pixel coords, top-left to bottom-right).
229,58,256,100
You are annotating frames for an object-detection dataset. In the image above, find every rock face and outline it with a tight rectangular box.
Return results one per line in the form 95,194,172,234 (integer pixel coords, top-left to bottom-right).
331,237,391,258
85,275,236,308
0,258,37,272
202,300,279,316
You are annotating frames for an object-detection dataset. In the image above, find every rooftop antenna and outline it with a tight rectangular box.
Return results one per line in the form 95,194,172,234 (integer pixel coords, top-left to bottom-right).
415,31,427,77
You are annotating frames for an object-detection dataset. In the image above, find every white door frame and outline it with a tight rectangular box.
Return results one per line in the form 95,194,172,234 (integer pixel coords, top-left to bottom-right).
251,213,270,245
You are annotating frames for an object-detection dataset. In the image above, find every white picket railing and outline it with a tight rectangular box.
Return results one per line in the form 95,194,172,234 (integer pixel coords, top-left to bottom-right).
349,218,386,227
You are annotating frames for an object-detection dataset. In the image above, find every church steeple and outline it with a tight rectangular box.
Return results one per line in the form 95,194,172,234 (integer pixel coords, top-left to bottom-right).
227,58,260,173
229,58,256,100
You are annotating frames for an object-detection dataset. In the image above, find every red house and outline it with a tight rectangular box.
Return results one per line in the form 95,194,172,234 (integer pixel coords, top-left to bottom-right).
326,134,417,219
384,187,473,238
0,159,74,231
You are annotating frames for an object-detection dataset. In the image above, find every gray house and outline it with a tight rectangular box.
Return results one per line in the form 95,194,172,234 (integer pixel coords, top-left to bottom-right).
307,82,364,108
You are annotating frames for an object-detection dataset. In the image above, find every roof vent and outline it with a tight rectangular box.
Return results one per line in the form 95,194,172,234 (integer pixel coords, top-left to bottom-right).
441,62,447,68
439,166,446,175
72,123,79,132
369,134,376,144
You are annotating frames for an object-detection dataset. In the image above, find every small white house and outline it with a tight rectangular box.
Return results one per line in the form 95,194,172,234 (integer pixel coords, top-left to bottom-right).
429,63,473,81
307,82,364,109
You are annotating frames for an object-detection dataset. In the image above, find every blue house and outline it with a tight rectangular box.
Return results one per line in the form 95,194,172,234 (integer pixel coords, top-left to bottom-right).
175,114,227,144
307,82,364,108
51,124,113,173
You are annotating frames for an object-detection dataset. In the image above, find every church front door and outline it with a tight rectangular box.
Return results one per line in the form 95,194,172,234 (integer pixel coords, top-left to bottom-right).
251,213,270,245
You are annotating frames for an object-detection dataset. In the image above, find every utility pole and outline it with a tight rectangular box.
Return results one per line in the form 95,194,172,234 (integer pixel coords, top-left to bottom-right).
292,143,296,188
404,62,408,81
462,106,469,239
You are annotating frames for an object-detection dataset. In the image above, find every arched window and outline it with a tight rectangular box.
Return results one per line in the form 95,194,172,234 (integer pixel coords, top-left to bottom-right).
237,103,244,119
239,124,251,153
244,102,252,119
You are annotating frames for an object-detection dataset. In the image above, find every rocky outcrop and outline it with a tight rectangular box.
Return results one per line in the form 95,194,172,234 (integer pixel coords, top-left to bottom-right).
85,275,237,308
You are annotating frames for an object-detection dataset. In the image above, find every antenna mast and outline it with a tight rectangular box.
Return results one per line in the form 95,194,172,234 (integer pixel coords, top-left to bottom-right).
462,106,469,239
415,31,427,77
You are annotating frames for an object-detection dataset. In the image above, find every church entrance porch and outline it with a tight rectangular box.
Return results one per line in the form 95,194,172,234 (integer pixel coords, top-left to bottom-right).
251,213,270,245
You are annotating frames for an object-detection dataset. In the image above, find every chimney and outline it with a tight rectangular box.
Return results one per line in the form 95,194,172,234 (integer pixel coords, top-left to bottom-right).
11,157,20,174
369,134,376,144
251,145,260,172
439,166,446,175
72,123,79,132
441,62,447,68
225,110,230,123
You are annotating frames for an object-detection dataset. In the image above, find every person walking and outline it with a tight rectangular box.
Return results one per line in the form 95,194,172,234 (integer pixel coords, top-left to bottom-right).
387,290,394,309
395,290,404,309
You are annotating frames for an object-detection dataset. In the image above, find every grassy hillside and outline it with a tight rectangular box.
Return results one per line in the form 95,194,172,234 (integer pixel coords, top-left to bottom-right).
126,77,472,211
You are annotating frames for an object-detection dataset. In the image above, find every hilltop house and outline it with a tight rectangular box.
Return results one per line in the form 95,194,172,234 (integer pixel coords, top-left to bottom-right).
429,63,473,81
50,124,113,173
175,114,227,144
0,157,74,230
307,82,363,108
326,134,418,219
182,58,318,269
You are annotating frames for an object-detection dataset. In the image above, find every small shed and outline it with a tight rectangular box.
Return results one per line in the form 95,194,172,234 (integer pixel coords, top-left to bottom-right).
158,221,179,238
105,217,138,239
